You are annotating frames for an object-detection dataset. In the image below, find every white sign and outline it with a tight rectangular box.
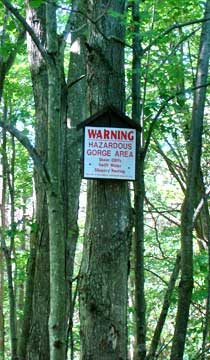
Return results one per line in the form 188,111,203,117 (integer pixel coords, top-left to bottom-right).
84,126,136,180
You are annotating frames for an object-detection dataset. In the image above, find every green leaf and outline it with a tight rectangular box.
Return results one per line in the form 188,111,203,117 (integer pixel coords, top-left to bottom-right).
29,0,44,8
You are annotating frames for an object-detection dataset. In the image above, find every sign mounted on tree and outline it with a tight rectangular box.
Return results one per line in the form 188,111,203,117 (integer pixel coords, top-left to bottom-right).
77,106,141,181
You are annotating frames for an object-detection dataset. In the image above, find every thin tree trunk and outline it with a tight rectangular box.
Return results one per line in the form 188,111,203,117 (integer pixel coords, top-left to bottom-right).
201,194,210,359
146,253,181,360
16,198,27,337
0,126,5,360
65,0,87,355
170,1,210,358
17,235,36,359
131,1,146,359
1,124,18,360
0,249,4,360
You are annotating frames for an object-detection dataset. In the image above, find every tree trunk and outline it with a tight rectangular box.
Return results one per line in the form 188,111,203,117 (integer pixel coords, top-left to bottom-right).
18,244,36,360
79,1,132,359
24,1,87,358
131,1,146,359
80,181,132,359
0,127,5,360
146,253,181,360
65,0,87,354
0,249,4,360
201,193,210,359
45,2,67,359
0,124,18,360
24,3,50,359
170,0,210,358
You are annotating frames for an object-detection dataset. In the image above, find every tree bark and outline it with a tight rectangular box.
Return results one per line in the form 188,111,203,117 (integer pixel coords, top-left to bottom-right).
146,253,181,360
1,125,18,360
170,0,210,358
23,1,87,358
201,193,210,359
0,147,5,360
131,1,146,359
79,1,132,359
65,0,87,354
23,3,50,359
0,248,4,360
80,181,132,360
45,2,66,359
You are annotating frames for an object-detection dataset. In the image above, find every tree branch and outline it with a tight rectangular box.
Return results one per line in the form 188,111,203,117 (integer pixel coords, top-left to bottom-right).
193,185,210,223
3,30,25,73
143,16,210,53
67,74,86,89
0,120,49,184
146,197,181,227
143,81,210,157
1,0,49,63
153,140,186,193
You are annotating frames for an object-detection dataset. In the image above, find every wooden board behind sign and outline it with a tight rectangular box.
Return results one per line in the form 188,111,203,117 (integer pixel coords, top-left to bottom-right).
84,126,136,180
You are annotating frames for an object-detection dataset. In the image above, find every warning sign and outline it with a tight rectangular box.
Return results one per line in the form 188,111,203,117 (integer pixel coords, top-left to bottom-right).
84,126,136,180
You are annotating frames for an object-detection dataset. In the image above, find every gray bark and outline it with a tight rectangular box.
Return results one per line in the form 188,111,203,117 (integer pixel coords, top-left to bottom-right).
146,253,181,360
23,3,50,359
79,1,132,359
23,1,87,358
131,1,146,359
0,249,4,360
18,245,36,359
80,181,132,359
0,126,18,360
170,0,210,358
45,2,66,359
65,0,87,354
201,194,210,359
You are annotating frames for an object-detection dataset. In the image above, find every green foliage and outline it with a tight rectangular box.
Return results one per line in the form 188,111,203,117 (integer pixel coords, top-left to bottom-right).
29,0,44,8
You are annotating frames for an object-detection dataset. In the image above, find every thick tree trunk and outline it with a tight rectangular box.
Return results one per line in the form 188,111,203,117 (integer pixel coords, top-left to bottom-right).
80,181,132,359
170,1,210,358
79,1,132,359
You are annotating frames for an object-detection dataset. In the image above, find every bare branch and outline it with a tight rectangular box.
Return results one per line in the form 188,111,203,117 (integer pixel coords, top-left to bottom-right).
154,140,186,193
67,74,86,89
145,268,168,286
146,197,181,227
143,16,210,53
143,81,210,157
